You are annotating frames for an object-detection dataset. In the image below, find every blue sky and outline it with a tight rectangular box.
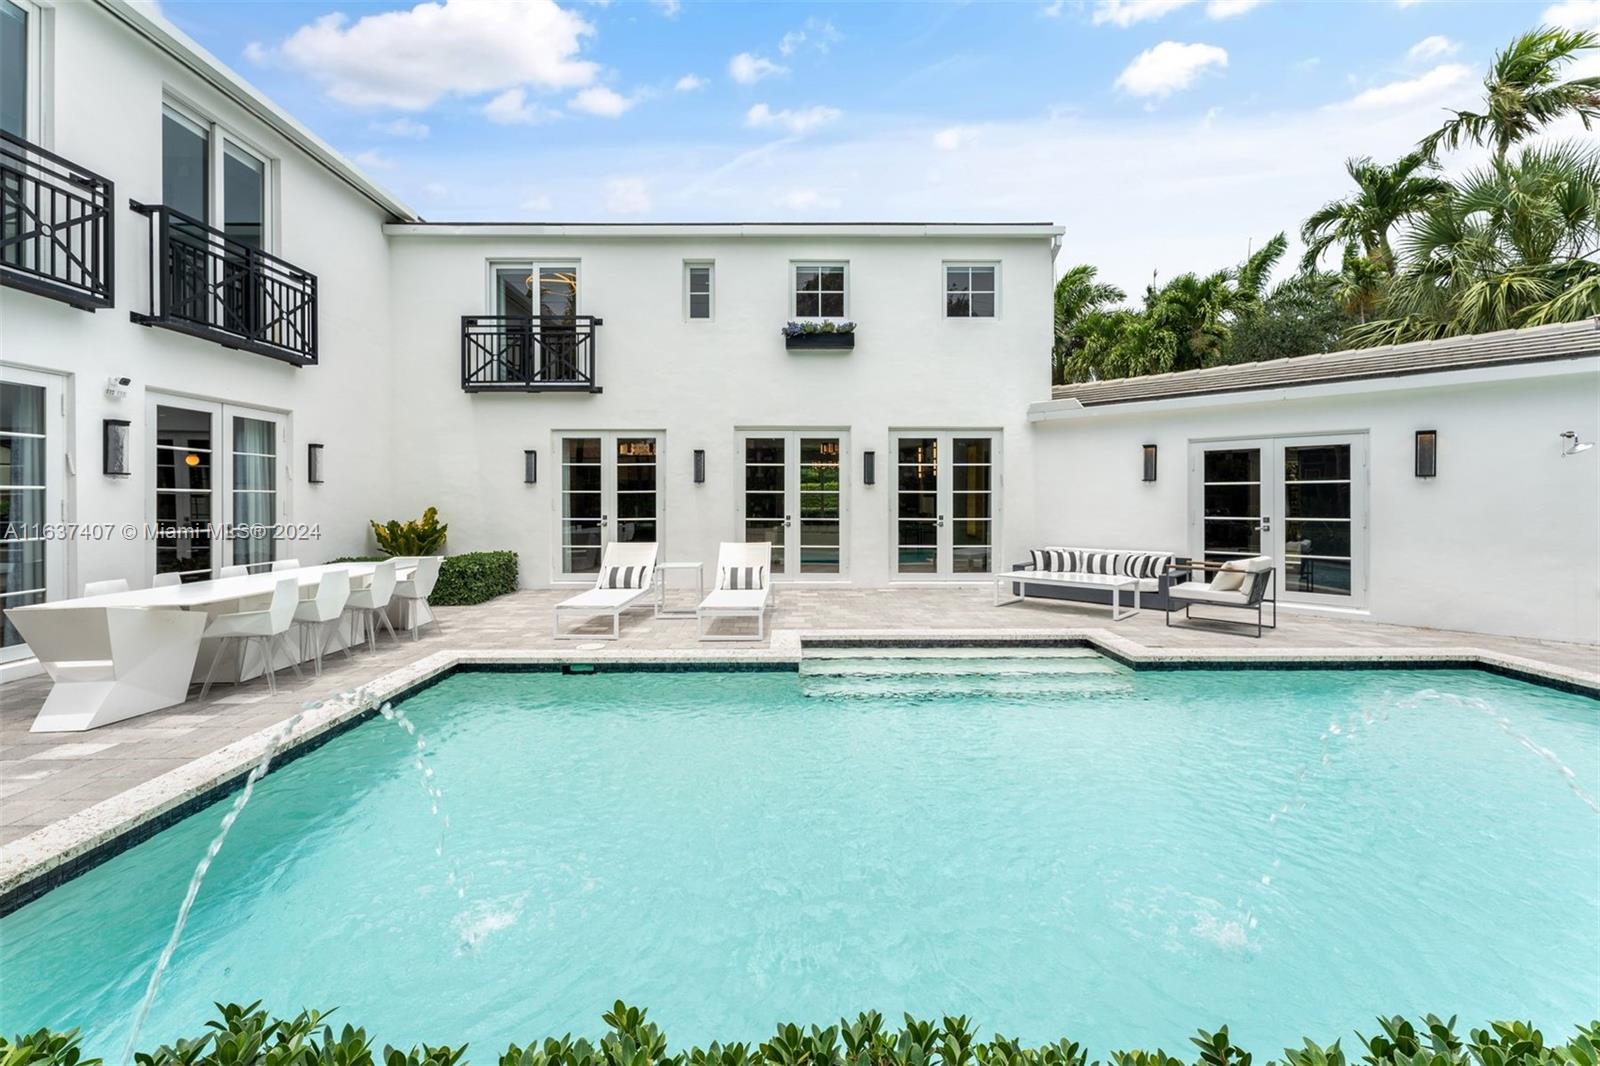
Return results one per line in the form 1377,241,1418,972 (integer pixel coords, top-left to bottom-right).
159,0,1600,294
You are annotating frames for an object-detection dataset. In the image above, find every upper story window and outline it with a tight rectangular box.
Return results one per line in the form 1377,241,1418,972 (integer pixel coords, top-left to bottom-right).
945,264,997,318
794,263,846,319
685,261,713,320
495,261,579,318
160,102,271,251
1,0,41,140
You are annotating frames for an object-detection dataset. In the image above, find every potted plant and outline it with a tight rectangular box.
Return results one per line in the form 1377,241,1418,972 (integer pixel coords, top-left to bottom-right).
782,320,856,351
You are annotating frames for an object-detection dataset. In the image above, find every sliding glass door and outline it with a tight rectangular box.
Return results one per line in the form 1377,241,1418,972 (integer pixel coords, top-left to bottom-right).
739,431,847,578
1191,434,1366,607
557,433,660,579
1,367,63,663
892,431,998,578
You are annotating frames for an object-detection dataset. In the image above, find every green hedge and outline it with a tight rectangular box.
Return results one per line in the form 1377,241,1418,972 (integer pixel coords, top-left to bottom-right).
326,551,519,607
5,1003,1596,1066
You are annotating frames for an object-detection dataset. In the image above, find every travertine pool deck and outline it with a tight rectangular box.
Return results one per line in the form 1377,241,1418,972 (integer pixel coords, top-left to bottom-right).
3,586,1597,907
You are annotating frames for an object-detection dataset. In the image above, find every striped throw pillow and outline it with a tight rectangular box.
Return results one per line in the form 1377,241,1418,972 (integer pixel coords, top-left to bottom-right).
723,566,766,590
1031,549,1073,573
602,565,648,589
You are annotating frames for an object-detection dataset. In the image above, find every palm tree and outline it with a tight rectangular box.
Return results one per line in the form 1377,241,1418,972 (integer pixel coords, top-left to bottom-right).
1333,248,1387,324
1052,265,1126,383
1300,153,1452,271
1419,26,1600,162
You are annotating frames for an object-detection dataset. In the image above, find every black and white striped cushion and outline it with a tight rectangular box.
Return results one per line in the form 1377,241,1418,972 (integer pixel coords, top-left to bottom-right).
1121,552,1171,579
1030,548,1073,573
722,566,766,590
1081,551,1118,575
602,565,647,589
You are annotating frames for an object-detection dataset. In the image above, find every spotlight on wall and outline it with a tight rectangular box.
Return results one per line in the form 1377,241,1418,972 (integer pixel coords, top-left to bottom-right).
1560,431,1594,457
863,450,876,486
102,419,131,477
1141,444,1158,482
1414,430,1437,478
307,442,324,484
524,449,538,484
693,448,706,484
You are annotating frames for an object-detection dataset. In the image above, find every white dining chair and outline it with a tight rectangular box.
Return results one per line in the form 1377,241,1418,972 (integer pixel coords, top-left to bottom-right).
393,556,443,639
153,573,182,588
199,577,303,698
271,559,301,572
344,559,399,649
83,578,129,596
220,564,249,578
293,568,352,675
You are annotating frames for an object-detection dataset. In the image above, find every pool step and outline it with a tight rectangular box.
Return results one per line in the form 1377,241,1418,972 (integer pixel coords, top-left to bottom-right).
802,656,1121,679
798,653,1130,700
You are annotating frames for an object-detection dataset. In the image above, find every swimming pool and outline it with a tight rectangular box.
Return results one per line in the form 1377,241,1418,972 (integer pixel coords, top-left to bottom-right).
4,652,1597,1056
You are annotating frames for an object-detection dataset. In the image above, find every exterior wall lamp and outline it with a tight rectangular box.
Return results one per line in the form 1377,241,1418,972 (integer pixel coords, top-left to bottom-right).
1141,444,1157,482
693,449,706,484
307,442,324,484
524,449,538,484
1415,431,1437,478
103,419,131,477
863,450,876,486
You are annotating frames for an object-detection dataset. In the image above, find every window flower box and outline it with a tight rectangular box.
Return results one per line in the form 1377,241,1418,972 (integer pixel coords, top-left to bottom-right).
782,321,856,351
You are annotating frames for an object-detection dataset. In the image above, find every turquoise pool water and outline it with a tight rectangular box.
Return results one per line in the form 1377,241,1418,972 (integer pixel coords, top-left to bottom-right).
4,654,1597,1056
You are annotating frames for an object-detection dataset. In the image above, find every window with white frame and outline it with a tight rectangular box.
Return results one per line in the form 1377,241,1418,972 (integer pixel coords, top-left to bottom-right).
161,100,272,250
0,0,42,141
945,264,997,318
685,262,713,320
794,263,846,319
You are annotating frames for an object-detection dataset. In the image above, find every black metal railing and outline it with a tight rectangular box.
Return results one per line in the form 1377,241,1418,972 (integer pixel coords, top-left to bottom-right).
130,202,318,366
0,130,114,310
461,314,602,392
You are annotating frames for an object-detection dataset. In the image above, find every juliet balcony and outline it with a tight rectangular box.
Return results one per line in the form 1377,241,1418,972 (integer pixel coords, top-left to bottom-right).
130,201,318,366
460,314,603,393
0,130,115,311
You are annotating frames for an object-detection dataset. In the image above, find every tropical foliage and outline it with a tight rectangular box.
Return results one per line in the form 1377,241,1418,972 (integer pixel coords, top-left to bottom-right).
371,507,449,557
1053,26,1600,384
5,1004,1598,1066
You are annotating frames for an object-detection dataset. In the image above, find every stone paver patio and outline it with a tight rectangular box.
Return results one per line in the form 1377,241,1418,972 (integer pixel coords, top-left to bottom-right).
3,586,1597,864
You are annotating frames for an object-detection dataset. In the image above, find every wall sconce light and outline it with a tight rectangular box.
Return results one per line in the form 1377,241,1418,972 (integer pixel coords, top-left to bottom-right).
102,419,131,477
693,448,706,484
1141,444,1158,482
524,449,538,484
1414,430,1437,477
863,450,876,486
307,442,324,484
1560,430,1594,456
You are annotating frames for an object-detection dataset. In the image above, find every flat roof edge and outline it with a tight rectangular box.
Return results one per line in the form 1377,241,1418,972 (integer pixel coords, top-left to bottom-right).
383,222,1065,239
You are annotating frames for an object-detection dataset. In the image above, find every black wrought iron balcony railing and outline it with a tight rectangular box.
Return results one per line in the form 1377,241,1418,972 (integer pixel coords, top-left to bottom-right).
130,202,318,366
461,315,602,392
0,130,114,310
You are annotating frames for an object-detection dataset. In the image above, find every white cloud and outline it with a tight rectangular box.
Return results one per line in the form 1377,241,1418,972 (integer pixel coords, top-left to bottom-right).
1330,63,1470,111
729,52,786,84
262,0,596,110
569,86,637,117
521,194,552,212
1115,41,1228,98
651,0,681,15
1407,35,1459,63
1092,0,1194,28
675,73,706,92
1041,0,1066,15
351,148,395,170
777,189,840,210
243,41,270,65
1543,0,1600,30
483,87,559,125
777,18,840,56
933,126,973,150
604,177,651,213
779,30,806,57
1205,0,1266,17
1394,0,1427,7
745,103,842,134
376,117,431,139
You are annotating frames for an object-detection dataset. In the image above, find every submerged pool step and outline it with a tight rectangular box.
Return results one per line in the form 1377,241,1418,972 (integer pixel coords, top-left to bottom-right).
798,653,1130,700
801,654,1123,679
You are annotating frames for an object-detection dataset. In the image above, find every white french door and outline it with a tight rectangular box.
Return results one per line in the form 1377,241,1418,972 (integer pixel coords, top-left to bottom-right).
556,432,660,579
891,431,999,578
1,366,65,664
1190,434,1367,607
738,431,847,579
147,395,288,581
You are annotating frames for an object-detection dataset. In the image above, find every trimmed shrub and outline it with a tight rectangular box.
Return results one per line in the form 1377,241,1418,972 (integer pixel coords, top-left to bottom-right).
4,1005,1596,1066
432,550,518,606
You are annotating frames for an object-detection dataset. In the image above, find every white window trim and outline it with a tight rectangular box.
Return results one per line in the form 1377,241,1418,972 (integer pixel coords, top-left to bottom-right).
486,259,582,315
684,259,714,322
161,94,278,254
790,260,849,321
4,0,47,144
942,261,1000,320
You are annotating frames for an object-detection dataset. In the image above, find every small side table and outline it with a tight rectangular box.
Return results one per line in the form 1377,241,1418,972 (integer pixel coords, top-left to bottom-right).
654,561,704,619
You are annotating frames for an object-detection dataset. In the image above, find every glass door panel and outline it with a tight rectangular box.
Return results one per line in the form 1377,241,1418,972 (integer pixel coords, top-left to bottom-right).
154,404,216,582
561,436,603,576
950,437,993,574
230,414,277,571
740,432,847,578
896,437,939,574
558,433,661,578
798,437,841,574
1282,442,1354,599
1201,446,1262,565
615,437,657,545
538,265,579,382
894,432,998,577
743,437,786,572
1,377,48,656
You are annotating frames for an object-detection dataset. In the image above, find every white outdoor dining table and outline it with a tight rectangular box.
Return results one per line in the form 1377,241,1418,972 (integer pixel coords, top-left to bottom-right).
9,563,417,734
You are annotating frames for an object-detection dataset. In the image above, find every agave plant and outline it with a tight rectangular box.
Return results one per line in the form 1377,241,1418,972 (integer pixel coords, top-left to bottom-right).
370,506,448,557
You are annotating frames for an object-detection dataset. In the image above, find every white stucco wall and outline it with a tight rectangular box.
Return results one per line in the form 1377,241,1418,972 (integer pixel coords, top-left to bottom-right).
383,232,1055,587
1,1,397,595
1027,360,1600,644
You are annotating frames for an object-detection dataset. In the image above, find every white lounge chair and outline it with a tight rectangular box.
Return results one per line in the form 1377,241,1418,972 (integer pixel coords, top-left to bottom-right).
553,542,658,640
1164,555,1277,637
696,542,773,642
